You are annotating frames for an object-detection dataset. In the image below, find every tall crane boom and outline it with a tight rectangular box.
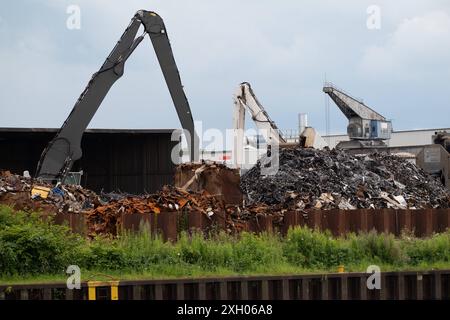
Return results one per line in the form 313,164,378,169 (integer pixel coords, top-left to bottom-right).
36,10,199,182
233,82,286,167
323,82,392,149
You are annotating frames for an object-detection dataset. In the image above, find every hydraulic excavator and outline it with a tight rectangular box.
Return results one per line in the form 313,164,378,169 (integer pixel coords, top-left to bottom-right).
232,82,286,168
35,10,199,184
323,82,392,150
233,82,327,169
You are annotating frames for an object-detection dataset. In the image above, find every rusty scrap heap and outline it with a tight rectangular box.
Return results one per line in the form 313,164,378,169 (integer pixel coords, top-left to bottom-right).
0,170,227,234
2,151,450,236
86,186,226,234
0,170,99,213
241,148,450,210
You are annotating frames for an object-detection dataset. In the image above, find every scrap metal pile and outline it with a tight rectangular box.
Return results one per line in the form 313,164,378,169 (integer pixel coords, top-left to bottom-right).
175,161,242,205
86,186,226,234
0,170,229,235
2,149,450,236
241,148,450,210
0,170,99,213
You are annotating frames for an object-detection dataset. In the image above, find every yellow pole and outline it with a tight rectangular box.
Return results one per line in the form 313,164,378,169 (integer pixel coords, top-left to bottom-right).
110,281,119,300
87,281,98,300
87,280,120,300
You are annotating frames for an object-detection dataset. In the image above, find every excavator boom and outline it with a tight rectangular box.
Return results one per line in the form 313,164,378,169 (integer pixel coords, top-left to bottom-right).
36,10,198,182
233,82,286,168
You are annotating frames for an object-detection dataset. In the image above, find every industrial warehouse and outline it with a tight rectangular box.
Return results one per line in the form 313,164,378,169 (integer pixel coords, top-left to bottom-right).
1,1,450,312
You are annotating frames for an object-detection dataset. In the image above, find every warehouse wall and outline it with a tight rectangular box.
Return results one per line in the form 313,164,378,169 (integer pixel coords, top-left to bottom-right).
323,127,450,149
0,128,179,194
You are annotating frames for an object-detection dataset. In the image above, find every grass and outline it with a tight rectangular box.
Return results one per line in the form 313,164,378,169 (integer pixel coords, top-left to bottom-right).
0,205,450,285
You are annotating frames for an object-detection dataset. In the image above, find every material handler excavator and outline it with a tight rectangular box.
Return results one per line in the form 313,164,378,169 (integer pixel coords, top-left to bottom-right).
35,10,199,184
233,82,327,169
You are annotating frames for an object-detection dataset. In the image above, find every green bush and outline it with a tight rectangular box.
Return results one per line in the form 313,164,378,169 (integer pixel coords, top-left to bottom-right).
354,231,406,265
82,238,127,270
402,232,450,265
1,204,450,279
118,231,179,270
0,205,84,275
283,227,352,268
232,232,285,272
177,232,233,270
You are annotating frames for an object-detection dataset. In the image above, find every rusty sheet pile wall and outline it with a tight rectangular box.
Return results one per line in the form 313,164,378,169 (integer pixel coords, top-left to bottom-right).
56,208,450,240
1,270,449,300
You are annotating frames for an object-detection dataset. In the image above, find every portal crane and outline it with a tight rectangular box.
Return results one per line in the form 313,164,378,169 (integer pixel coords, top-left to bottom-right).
36,10,199,182
323,82,392,149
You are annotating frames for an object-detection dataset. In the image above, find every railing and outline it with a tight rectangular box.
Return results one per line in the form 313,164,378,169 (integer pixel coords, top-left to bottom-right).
323,81,365,104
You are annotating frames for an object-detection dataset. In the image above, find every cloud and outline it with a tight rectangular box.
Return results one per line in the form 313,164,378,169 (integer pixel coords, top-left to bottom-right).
359,11,450,79
1,1,450,135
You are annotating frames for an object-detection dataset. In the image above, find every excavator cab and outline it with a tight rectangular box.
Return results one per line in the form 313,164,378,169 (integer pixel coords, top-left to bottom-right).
64,171,83,186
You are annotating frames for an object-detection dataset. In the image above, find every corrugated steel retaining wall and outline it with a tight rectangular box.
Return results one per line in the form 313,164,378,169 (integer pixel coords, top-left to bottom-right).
56,209,450,239
1,271,449,300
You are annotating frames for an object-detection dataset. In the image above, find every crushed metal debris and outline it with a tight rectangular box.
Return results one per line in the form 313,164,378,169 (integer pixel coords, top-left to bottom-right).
86,185,226,235
0,170,99,213
2,151,449,237
0,170,228,235
241,148,450,209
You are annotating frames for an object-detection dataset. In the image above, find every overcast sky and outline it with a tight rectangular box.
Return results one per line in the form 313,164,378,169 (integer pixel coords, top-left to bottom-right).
1,1,450,139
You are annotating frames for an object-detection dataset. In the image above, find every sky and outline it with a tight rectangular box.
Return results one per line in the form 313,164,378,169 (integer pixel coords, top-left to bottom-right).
1,0,450,141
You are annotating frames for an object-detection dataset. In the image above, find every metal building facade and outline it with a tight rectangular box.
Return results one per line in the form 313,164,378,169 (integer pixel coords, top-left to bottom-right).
322,127,450,150
0,128,179,194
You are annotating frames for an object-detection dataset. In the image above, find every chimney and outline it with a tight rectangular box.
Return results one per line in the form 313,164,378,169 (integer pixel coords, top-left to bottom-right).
299,113,308,134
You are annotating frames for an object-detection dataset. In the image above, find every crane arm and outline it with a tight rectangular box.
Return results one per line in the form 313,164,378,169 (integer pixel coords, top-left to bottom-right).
36,10,198,181
323,83,386,121
232,82,285,168
233,82,286,144
323,82,392,144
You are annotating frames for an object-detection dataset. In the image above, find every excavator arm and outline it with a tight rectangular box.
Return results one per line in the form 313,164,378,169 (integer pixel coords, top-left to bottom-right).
233,82,286,144
233,82,286,168
36,10,198,181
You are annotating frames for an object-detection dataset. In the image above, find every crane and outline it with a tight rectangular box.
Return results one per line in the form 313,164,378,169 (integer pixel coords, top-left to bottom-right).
232,82,327,168
35,10,199,183
232,82,286,168
323,82,392,150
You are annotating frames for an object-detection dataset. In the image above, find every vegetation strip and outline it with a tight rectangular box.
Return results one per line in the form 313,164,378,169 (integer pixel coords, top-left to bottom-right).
1,205,449,283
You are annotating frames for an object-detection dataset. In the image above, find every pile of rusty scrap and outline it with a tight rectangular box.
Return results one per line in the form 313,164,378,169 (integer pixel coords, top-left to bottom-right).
0,169,237,235
225,203,275,232
241,148,450,210
175,161,242,205
3,151,449,237
86,185,227,235
0,170,100,213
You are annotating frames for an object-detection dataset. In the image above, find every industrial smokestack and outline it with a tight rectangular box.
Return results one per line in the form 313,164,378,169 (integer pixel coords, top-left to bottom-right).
299,113,308,134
